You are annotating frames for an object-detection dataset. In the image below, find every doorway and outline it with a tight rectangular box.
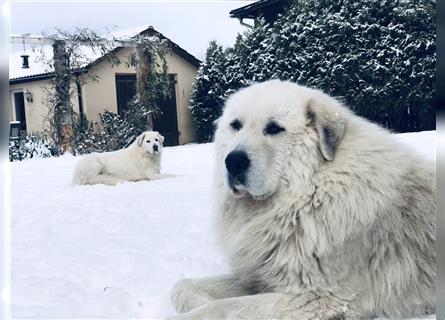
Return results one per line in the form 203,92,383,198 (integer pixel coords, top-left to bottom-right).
115,74,180,146
115,74,137,115
153,75,179,146
12,91,27,131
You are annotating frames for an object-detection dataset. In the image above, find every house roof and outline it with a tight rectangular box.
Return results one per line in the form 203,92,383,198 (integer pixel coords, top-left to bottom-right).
143,27,201,68
9,69,86,85
9,72,53,85
229,0,290,20
9,26,201,84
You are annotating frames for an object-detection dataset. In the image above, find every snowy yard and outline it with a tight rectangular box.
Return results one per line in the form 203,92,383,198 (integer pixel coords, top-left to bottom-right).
11,131,436,319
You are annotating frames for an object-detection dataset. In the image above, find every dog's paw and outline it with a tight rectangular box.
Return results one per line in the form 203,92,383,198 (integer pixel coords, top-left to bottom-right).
171,279,212,313
165,315,183,320
165,313,198,320
166,300,236,320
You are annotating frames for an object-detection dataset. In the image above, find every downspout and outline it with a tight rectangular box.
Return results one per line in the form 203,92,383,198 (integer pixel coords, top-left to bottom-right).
238,18,254,29
75,76,84,115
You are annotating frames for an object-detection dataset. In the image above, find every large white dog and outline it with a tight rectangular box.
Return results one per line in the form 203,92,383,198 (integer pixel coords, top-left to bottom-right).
171,80,435,319
72,131,164,185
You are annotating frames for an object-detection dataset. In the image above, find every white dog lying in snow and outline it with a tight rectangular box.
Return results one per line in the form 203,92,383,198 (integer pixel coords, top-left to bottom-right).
72,131,164,185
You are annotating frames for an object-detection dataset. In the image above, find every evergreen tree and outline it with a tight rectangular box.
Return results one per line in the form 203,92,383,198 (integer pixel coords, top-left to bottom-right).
191,0,435,138
265,0,436,132
189,41,231,142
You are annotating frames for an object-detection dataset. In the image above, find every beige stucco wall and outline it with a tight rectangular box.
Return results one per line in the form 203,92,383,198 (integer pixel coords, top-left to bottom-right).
80,48,135,121
81,47,198,144
9,79,80,135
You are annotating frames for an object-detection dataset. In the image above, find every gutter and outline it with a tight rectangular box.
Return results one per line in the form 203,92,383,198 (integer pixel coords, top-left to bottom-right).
239,18,254,28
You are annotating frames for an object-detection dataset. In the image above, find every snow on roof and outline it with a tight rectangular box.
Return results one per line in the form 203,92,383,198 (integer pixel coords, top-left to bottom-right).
9,25,199,81
9,48,50,79
10,38,107,80
109,25,147,39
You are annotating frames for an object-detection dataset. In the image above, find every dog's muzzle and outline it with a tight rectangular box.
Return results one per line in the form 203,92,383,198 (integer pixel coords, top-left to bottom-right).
225,150,250,195
153,144,159,153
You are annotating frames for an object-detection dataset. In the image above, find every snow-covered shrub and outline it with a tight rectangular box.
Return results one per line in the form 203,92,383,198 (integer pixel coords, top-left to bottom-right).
190,0,435,139
71,113,98,155
121,100,153,142
96,110,137,151
79,108,147,154
9,133,59,161
71,112,110,155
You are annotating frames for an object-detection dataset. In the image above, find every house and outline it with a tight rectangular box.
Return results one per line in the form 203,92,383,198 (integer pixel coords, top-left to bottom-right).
229,0,291,26
8,26,201,146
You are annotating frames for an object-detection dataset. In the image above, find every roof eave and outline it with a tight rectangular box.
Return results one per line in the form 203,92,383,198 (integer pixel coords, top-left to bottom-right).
229,0,290,19
9,69,86,85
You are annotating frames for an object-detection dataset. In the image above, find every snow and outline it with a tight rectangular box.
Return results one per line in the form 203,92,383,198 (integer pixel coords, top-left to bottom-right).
11,131,436,319
10,28,124,79
9,43,103,80
9,48,49,79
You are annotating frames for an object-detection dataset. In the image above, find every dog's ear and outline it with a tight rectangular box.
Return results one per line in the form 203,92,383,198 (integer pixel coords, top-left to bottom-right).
306,97,345,161
137,133,146,147
158,133,164,144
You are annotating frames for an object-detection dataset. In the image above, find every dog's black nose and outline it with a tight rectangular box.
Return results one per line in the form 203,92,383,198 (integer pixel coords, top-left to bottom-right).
225,150,250,176
153,144,159,152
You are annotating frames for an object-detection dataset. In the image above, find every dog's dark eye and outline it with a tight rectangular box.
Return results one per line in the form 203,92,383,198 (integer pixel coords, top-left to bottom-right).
264,122,285,135
155,138,158,142
230,119,242,131
146,140,151,143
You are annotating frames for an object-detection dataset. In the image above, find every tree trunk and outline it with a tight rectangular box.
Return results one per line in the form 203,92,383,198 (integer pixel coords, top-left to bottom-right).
135,44,153,130
52,40,73,154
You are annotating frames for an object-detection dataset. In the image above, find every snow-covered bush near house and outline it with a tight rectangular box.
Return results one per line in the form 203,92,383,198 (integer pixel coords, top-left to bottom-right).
9,133,59,161
11,131,435,319
190,0,436,141
72,110,142,156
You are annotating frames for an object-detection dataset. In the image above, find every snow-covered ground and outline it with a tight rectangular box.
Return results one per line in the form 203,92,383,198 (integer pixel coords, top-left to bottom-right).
11,131,436,319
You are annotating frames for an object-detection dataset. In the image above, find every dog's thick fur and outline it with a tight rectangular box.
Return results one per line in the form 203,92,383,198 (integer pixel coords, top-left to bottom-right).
171,80,435,319
72,131,164,185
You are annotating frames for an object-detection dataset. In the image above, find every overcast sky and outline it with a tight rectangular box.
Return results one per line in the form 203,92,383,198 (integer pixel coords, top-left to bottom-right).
10,1,254,60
